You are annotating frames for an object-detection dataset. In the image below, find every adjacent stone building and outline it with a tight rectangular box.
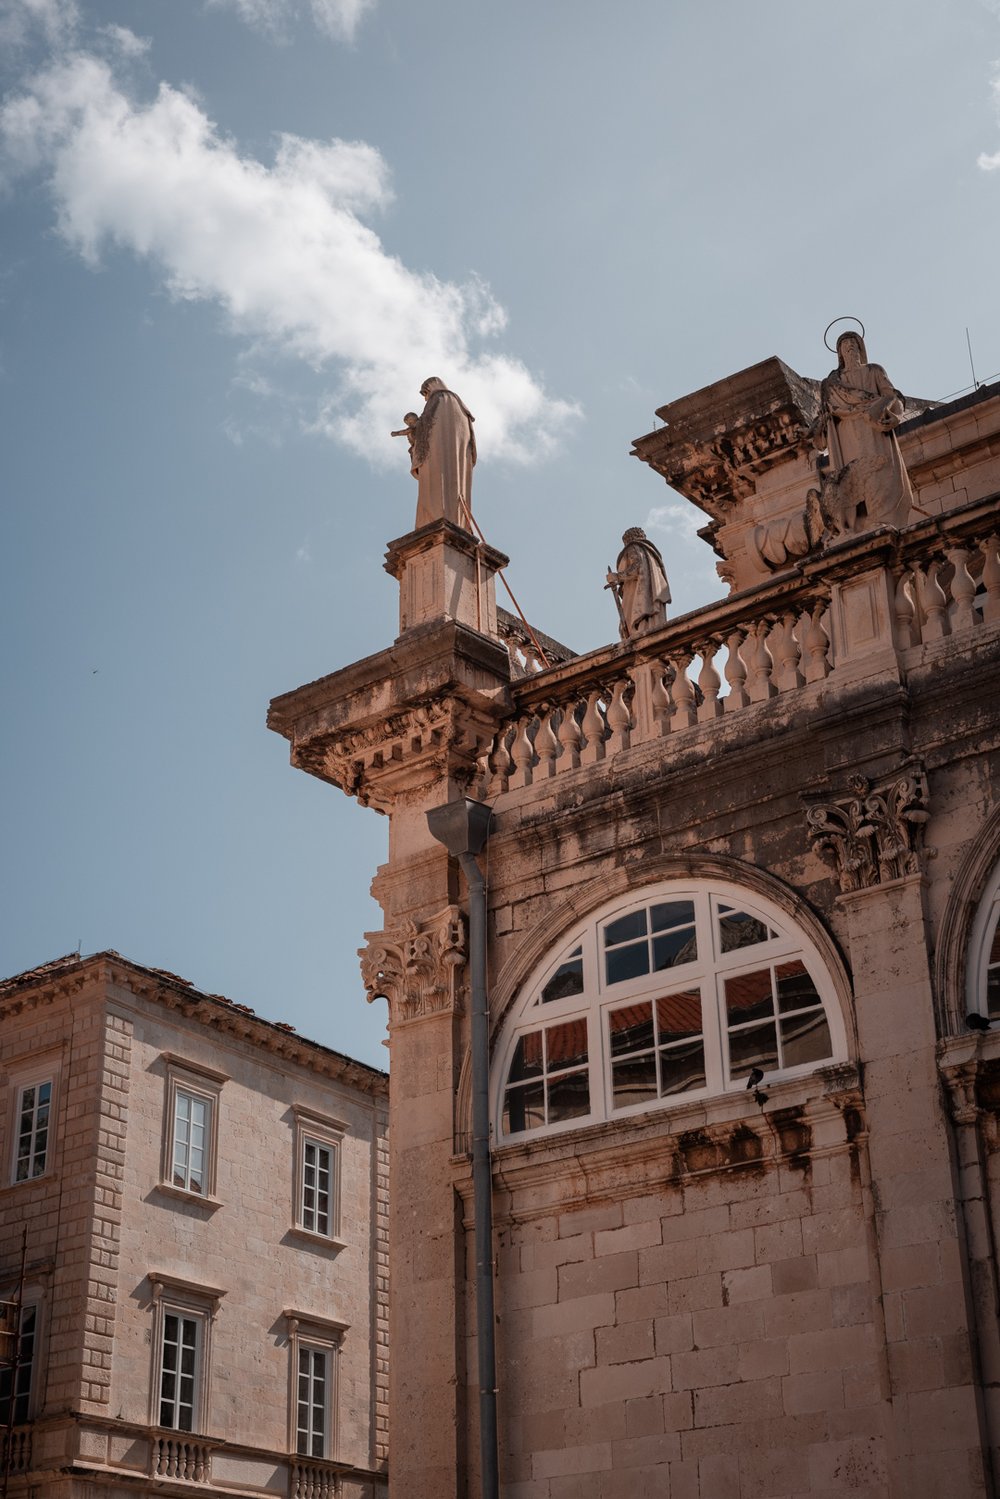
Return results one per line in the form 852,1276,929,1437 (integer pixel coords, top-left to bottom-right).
269,334,1000,1498
0,950,388,1499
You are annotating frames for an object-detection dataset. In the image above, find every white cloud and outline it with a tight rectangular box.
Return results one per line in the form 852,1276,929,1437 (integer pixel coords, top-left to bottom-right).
0,50,577,467
100,24,150,58
207,0,375,44
0,0,78,51
645,501,701,541
979,61,1000,169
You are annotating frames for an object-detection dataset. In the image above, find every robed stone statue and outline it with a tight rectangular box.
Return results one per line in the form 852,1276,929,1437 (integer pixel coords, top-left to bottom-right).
606,527,671,639
394,377,477,531
811,332,913,533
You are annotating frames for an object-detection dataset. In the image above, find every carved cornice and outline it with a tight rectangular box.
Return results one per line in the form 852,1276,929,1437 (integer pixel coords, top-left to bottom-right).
803,761,930,893
360,906,467,1026
293,695,495,813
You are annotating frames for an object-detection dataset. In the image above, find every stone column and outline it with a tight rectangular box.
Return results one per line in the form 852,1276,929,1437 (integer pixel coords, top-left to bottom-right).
808,767,993,1494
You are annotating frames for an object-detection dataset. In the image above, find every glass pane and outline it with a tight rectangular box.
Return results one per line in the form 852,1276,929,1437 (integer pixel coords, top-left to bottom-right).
608,1001,653,1057
728,1022,779,1080
988,968,1000,1019
724,969,774,1025
612,1054,658,1109
545,1019,588,1073
781,1011,832,1068
605,942,650,986
508,1032,544,1083
652,927,698,970
775,960,821,1014
655,990,702,1040
719,910,772,953
604,910,648,947
659,1039,706,1095
650,900,695,933
38,1082,51,1106
541,948,584,1004
546,1070,590,1123
503,1081,545,1134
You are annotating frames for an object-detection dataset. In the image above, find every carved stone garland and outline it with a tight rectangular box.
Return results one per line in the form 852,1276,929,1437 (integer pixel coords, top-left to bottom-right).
804,764,930,893
359,906,467,1025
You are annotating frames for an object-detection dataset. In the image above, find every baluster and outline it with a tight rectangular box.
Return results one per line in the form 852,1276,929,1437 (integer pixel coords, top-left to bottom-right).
893,571,917,649
606,679,633,752
723,631,749,711
669,655,697,729
800,604,830,683
509,715,536,788
557,698,583,769
696,642,723,722
488,728,512,794
981,535,1000,624
745,620,776,702
770,613,803,693
580,691,606,765
534,707,560,778
194,1445,206,1482
627,660,659,743
166,1441,178,1478
651,662,672,734
914,561,949,641
946,546,977,632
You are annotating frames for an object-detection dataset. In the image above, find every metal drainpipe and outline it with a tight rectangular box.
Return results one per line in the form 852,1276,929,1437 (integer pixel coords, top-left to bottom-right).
426,797,499,1499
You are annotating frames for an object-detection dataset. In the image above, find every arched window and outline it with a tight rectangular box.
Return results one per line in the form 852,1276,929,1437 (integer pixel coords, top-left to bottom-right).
968,860,1000,1021
494,880,847,1142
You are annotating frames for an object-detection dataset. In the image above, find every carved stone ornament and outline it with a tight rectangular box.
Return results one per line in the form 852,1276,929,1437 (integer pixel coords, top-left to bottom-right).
804,763,930,893
294,697,493,813
359,906,467,1025
940,1060,981,1127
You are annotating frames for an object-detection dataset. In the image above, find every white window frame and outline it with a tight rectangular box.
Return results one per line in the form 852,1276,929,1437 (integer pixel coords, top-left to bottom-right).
149,1273,225,1435
968,859,1000,1021
159,1057,227,1203
494,879,848,1143
7,1055,60,1186
284,1310,348,1462
291,1107,346,1247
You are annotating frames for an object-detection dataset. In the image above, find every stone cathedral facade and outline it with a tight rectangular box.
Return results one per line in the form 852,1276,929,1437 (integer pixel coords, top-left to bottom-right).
270,341,1000,1499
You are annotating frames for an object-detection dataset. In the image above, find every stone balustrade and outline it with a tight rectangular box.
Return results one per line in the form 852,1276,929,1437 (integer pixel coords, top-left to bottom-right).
1,1426,31,1475
150,1435,213,1482
485,505,1000,796
289,1460,344,1499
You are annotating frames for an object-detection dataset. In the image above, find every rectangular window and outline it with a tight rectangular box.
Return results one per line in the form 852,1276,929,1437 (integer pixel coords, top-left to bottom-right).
158,1311,202,1431
296,1346,328,1457
173,1091,209,1194
160,1057,226,1202
15,1081,51,1182
301,1140,333,1237
292,1108,345,1243
0,1305,37,1425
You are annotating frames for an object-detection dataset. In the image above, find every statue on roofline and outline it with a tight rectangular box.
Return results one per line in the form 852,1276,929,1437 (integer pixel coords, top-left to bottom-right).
392,377,477,532
810,330,914,534
605,527,671,639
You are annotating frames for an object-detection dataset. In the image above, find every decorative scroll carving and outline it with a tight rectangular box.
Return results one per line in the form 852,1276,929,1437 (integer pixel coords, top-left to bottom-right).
360,906,467,1025
294,697,493,813
804,763,930,893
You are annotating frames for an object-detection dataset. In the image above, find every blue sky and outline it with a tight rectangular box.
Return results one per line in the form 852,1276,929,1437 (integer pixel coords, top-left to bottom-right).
2,0,1000,1068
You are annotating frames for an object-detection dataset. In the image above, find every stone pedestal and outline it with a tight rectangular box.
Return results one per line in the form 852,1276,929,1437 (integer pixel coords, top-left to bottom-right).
385,520,508,640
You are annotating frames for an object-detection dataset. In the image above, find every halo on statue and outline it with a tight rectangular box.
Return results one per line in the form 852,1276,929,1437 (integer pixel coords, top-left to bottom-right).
823,316,866,353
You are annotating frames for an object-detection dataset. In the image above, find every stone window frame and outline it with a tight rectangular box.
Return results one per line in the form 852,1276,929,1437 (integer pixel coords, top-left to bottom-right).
289,1106,347,1250
5,1051,61,1188
158,1055,227,1207
148,1273,225,1435
283,1308,349,1461
493,877,848,1143
967,858,1000,1020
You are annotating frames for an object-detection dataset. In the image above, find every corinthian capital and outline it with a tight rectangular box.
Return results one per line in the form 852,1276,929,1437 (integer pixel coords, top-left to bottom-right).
804,761,930,894
359,906,467,1025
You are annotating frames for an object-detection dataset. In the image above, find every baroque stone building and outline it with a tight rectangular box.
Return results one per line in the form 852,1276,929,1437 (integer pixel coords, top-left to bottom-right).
269,342,1000,1497
0,950,388,1499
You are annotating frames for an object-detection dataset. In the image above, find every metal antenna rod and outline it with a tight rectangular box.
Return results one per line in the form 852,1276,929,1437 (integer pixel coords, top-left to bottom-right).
967,327,979,390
